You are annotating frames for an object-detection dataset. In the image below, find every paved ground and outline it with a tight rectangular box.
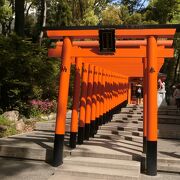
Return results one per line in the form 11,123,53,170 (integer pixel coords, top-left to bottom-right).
0,158,180,180
0,158,55,180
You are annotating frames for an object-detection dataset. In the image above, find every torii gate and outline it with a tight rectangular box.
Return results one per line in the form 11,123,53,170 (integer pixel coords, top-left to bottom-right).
46,25,176,176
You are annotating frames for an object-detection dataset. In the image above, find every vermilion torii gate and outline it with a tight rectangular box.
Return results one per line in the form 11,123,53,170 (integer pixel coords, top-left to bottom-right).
46,25,176,176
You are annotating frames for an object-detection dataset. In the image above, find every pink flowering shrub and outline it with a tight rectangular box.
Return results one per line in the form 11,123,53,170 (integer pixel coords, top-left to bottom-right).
29,99,57,117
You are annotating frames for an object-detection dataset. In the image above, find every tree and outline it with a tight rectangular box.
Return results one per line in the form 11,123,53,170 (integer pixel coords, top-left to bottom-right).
39,0,47,45
0,0,12,35
0,35,59,113
46,0,72,27
120,0,148,14
145,0,179,24
145,0,180,87
125,12,142,24
94,0,113,18
101,5,122,25
15,0,25,36
80,0,99,25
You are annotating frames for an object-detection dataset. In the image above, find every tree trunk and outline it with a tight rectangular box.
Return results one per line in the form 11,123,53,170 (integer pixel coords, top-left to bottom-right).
1,23,6,35
15,0,25,37
78,0,84,19
26,2,33,17
39,0,47,46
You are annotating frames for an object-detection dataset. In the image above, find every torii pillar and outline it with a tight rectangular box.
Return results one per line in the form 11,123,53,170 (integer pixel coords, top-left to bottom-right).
146,36,158,176
53,37,72,166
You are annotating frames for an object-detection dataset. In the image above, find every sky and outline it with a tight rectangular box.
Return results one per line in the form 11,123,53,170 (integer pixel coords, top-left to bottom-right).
112,0,149,7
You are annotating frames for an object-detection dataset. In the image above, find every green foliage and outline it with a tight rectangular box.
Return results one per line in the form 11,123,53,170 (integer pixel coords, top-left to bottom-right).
0,115,17,137
145,0,179,24
28,107,42,117
101,5,123,25
0,115,11,126
47,0,72,27
94,0,113,18
0,34,59,114
0,0,5,6
125,12,142,24
81,9,99,26
2,124,17,137
121,0,143,13
0,0,12,24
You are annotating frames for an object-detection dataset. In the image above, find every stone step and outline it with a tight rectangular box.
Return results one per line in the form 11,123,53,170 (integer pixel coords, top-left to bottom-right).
96,130,143,144
121,109,142,112
95,132,121,140
113,118,143,123
100,123,142,131
50,164,140,180
158,115,180,124
0,130,70,161
108,121,141,126
98,128,143,138
121,111,143,115
158,110,180,116
98,129,132,137
117,139,143,147
158,124,180,139
123,135,143,143
126,104,143,109
121,110,143,113
159,115,180,119
35,120,71,131
158,158,180,173
64,156,140,172
121,107,143,112
132,131,143,137
113,114,143,118
159,106,177,110
112,117,143,121
49,174,98,180
118,126,141,132
112,119,143,125
71,143,133,161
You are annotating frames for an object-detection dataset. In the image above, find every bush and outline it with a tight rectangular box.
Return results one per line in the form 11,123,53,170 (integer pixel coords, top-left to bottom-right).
0,34,60,115
0,115,17,137
28,99,57,117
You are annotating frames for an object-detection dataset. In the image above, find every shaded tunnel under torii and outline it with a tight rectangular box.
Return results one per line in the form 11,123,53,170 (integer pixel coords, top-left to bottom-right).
46,25,177,176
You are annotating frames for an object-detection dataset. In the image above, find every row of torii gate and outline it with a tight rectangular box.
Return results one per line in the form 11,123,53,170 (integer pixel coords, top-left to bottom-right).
46,25,177,176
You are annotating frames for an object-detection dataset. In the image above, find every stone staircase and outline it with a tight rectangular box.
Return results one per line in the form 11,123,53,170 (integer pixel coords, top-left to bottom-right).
158,106,180,139
0,105,180,179
114,105,180,173
49,157,140,180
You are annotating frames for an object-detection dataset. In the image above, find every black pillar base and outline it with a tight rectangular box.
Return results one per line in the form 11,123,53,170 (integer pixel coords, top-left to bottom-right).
102,114,106,124
69,132,77,149
84,123,90,140
143,136,147,153
98,117,102,126
146,141,157,176
106,112,110,122
95,118,99,132
90,121,95,137
99,115,103,126
108,111,112,122
53,134,64,167
78,127,84,144
105,112,109,123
